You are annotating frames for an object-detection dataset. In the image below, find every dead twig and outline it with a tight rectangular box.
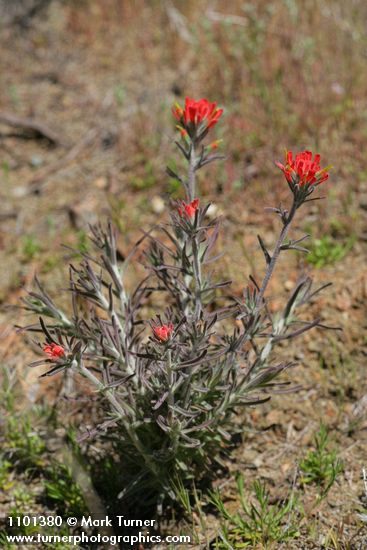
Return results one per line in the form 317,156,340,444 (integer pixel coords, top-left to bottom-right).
0,0,52,28
0,112,64,146
0,212,17,221
27,128,98,194
165,0,194,43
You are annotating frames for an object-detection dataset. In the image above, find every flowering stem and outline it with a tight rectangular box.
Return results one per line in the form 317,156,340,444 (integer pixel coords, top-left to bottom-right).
187,141,203,320
77,359,134,417
255,198,297,312
110,262,137,382
192,237,202,321
77,359,160,478
95,284,136,381
188,143,196,202
167,349,174,423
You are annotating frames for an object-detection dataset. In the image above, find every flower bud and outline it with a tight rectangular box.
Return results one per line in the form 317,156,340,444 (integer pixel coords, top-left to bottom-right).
152,323,174,342
43,343,65,359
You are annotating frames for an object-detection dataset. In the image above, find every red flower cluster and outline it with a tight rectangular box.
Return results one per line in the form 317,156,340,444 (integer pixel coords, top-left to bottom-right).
276,150,329,187
173,97,223,132
43,343,65,359
178,198,199,219
152,324,173,342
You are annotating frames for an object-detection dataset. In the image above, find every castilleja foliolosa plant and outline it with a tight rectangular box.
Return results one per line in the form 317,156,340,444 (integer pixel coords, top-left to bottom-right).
21,97,333,506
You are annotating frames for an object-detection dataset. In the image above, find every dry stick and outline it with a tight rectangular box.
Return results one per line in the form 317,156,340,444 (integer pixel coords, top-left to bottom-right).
0,212,17,221
57,445,115,537
165,0,194,44
2,0,52,27
27,128,98,194
0,112,63,146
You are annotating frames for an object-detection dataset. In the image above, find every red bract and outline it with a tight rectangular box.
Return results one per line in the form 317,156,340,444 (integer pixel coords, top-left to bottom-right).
276,150,329,187
208,139,222,150
173,97,223,131
43,343,65,359
178,198,199,219
172,104,184,120
153,324,173,342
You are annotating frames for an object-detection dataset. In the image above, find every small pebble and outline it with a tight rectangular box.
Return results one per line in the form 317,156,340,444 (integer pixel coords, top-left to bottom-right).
94,176,108,189
13,186,28,198
284,280,294,291
30,156,43,167
151,196,165,214
206,203,218,218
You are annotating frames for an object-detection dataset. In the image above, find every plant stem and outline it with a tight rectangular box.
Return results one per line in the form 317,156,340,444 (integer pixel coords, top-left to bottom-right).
188,143,196,201
77,360,134,417
192,237,202,321
96,286,136,379
77,359,160,478
187,142,203,320
167,349,174,422
255,199,297,312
